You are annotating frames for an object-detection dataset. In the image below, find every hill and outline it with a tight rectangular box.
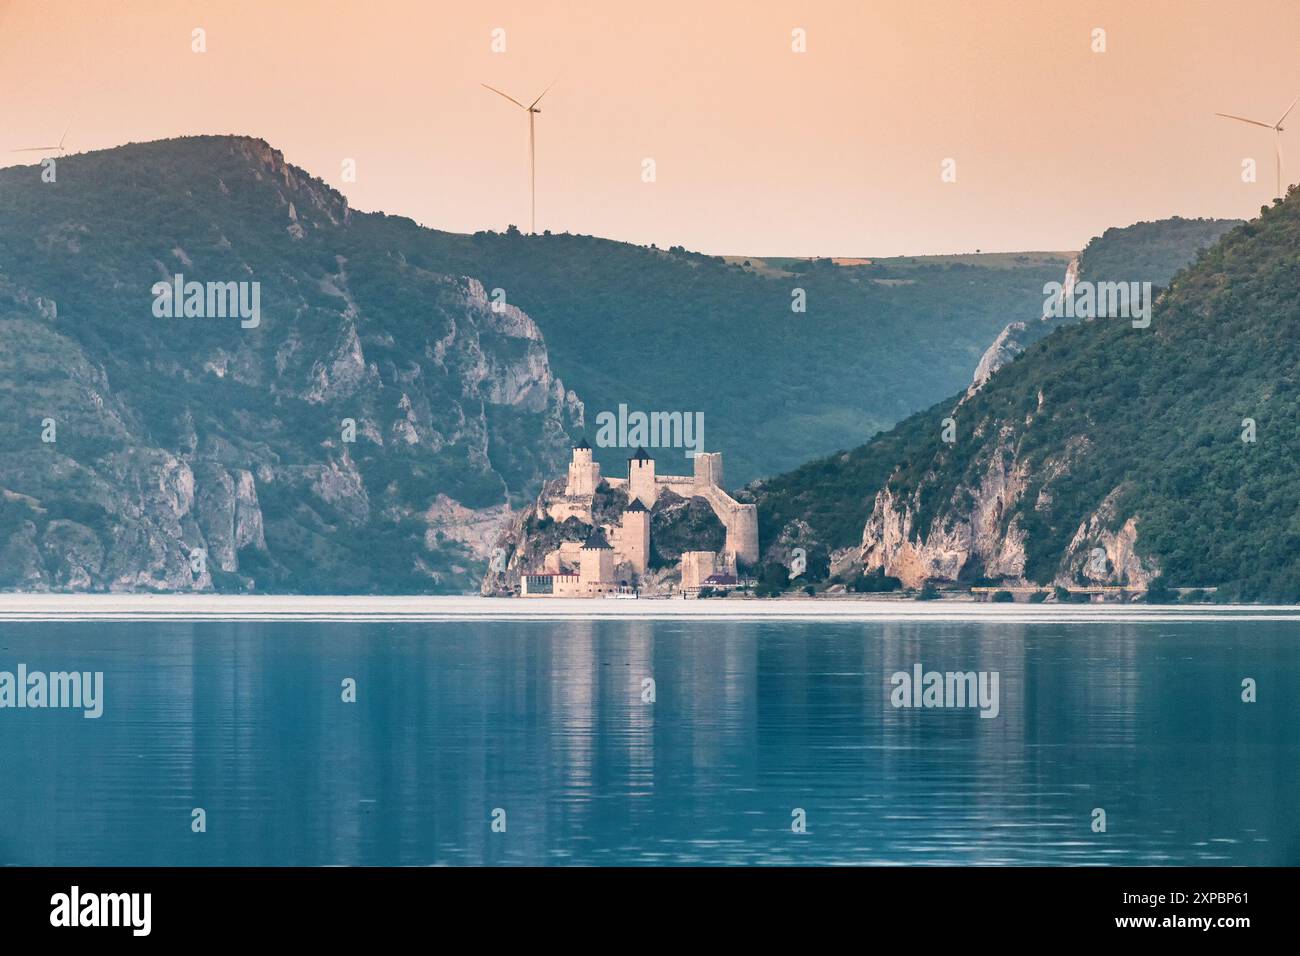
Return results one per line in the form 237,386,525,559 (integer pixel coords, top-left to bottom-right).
0,136,580,592
0,135,1088,592
0,134,1244,594
750,209,1292,600
351,221,1076,484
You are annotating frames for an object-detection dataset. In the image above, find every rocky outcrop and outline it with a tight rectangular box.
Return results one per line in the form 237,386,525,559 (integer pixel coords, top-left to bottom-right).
0,135,583,592
424,494,513,563
967,257,1078,398
750,217,1256,595
194,463,268,573
0,520,46,588
40,520,104,589
1058,491,1158,588
479,479,586,596
967,321,1028,396
861,426,1030,588
851,426,1161,592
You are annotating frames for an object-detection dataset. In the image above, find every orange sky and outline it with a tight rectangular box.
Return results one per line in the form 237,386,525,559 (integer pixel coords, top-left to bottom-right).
1,0,1297,256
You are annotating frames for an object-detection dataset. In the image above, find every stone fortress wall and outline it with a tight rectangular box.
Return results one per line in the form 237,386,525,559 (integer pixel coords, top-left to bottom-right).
593,450,758,566
517,442,759,597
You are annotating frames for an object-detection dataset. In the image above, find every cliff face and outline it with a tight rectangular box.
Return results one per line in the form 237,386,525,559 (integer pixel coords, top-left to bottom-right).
967,257,1078,396
0,136,581,592
860,450,1029,587
753,214,1266,596
857,418,1158,590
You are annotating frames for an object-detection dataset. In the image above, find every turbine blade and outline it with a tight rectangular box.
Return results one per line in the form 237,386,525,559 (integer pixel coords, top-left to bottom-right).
528,74,560,110
1277,93,1300,127
58,121,70,148
1215,112,1275,130
481,83,527,109
12,146,57,152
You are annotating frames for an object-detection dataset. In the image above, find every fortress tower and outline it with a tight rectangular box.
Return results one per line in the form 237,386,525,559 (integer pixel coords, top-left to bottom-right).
680,551,717,591
693,452,723,489
565,438,600,497
620,499,650,574
579,527,615,587
627,446,657,506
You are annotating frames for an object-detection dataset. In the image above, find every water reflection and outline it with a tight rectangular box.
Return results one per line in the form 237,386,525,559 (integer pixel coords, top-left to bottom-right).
0,619,1296,865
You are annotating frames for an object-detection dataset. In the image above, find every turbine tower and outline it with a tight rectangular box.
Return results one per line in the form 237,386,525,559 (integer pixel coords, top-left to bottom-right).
1215,93,1300,199
482,78,557,233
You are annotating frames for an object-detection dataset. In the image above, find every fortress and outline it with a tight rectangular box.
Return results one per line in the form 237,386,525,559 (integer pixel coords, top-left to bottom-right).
519,441,759,597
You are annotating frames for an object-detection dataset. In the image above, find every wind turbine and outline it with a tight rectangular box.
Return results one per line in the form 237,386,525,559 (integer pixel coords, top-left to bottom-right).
1215,93,1300,199
12,121,71,157
482,78,557,233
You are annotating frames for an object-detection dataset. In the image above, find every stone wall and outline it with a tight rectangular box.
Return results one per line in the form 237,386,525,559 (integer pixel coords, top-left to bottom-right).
695,484,759,566
511,448,759,597
680,551,717,590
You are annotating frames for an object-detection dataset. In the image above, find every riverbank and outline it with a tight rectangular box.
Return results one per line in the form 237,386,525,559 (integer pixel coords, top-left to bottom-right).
0,594,1295,623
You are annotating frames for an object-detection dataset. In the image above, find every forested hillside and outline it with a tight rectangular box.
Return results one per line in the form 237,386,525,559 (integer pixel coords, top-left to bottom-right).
752,204,1298,601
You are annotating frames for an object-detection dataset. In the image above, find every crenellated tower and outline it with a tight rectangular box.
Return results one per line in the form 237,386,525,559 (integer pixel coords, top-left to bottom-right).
565,438,601,497
620,499,650,573
579,527,615,585
627,446,657,506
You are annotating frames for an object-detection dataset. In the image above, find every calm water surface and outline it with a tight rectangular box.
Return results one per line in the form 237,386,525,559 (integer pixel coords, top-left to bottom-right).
0,619,1296,865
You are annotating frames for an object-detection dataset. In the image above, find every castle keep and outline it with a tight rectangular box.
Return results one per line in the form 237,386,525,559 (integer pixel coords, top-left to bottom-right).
519,441,759,597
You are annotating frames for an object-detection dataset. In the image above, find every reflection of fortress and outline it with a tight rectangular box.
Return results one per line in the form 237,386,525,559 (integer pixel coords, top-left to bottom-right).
520,441,759,597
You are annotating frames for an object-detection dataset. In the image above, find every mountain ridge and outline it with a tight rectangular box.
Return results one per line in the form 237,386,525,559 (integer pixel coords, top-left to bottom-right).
0,134,1248,593
750,199,1296,600
0,135,581,592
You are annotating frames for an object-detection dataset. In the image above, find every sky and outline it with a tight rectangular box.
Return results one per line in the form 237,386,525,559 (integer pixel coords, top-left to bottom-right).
1,0,1298,256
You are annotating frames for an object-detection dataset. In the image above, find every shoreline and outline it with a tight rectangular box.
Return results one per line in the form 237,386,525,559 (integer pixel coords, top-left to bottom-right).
0,594,1296,623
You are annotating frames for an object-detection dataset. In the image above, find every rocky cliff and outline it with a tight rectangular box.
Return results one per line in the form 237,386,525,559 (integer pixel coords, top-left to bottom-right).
967,257,1078,396
0,136,581,592
752,213,1280,598
855,414,1158,591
